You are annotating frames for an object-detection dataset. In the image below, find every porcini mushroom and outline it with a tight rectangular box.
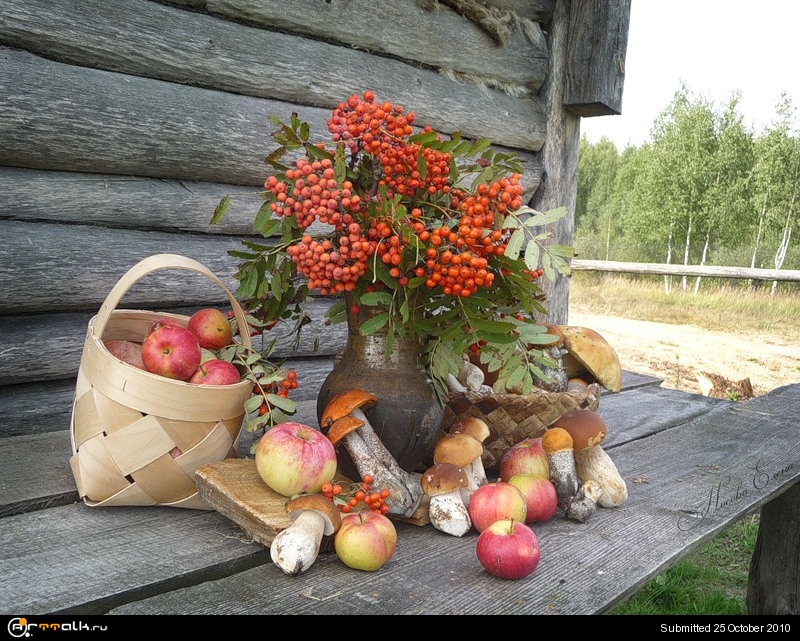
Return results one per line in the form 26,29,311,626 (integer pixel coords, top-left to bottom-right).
270,494,341,576
433,429,485,506
321,389,423,517
447,417,490,503
420,462,472,537
552,408,628,507
553,325,622,393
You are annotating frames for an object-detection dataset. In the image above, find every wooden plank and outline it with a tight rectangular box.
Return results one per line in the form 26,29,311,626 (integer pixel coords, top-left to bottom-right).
598,385,730,449
564,0,631,117
101,385,800,615
0,162,541,234
0,431,79,518
0,2,547,154
0,380,75,438
0,503,272,615
169,0,548,90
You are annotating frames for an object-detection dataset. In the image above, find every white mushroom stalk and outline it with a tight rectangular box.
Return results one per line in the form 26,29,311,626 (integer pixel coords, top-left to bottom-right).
270,495,341,576
321,390,423,518
421,463,472,537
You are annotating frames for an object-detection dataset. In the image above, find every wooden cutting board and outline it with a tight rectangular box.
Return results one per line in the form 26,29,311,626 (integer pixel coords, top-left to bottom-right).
195,458,430,548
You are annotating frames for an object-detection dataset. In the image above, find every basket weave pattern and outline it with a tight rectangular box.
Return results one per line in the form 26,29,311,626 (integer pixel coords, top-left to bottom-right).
69,254,253,509
443,383,602,469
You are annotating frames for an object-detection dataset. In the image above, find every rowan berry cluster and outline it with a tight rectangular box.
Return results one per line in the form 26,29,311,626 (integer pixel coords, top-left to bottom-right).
321,474,391,515
218,89,571,399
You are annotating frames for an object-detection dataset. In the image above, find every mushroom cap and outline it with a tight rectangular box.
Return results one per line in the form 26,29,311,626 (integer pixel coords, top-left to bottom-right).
326,415,365,446
554,325,622,393
285,494,342,536
449,416,490,443
541,427,574,455
551,408,608,450
420,463,470,496
319,389,378,430
543,324,566,348
433,432,484,468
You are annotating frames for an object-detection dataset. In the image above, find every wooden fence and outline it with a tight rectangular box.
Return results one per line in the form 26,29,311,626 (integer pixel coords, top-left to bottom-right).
570,260,800,282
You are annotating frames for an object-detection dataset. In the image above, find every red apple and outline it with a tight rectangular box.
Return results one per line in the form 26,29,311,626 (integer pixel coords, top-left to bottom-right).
467,481,528,533
144,317,183,339
475,518,541,580
498,437,549,481
141,324,202,380
104,339,146,370
187,308,234,350
189,359,241,385
334,511,397,572
255,422,337,497
508,473,558,524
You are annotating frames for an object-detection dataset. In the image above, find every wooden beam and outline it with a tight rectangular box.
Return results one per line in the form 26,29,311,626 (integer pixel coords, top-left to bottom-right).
571,260,800,282
564,0,631,117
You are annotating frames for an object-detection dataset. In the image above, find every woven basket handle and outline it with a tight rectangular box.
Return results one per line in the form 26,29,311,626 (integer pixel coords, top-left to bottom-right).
93,254,252,349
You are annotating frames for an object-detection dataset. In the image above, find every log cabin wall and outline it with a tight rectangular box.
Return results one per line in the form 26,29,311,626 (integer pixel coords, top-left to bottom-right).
0,0,628,444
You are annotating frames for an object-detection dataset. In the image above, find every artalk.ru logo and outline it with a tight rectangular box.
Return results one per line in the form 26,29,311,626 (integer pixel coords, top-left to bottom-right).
7,617,108,636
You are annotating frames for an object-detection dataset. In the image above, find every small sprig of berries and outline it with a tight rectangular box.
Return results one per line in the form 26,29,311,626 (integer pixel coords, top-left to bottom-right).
322,475,391,515
216,311,299,441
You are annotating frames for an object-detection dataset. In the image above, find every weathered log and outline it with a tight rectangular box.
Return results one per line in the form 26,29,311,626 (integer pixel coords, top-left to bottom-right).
169,0,548,90
529,0,579,326
0,0,547,152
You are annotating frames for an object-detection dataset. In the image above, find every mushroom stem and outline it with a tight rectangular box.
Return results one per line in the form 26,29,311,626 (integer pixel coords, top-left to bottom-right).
270,510,328,576
429,491,472,537
563,480,602,523
542,428,580,511
574,445,628,507
461,457,488,506
344,408,423,517
446,373,468,393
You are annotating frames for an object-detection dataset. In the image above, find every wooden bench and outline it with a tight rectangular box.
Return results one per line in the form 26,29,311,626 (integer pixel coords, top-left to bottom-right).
2,372,798,615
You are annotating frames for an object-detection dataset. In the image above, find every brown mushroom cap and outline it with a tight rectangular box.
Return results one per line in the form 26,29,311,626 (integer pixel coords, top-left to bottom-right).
319,389,378,430
554,325,622,393
433,432,484,468
541,427,574,455
285,494,342,536
326,415,365,446
420,463,470,496
449,416,490,443
551,408,608,450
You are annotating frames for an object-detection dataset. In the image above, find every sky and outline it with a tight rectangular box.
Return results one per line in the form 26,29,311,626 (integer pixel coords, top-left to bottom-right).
579,1,800,149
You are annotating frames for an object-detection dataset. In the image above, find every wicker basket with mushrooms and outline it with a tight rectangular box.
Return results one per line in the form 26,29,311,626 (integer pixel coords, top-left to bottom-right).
442,325,623,471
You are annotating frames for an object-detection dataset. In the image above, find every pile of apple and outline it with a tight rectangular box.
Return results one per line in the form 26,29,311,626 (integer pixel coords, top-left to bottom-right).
104,308,242,385
470,437,556,581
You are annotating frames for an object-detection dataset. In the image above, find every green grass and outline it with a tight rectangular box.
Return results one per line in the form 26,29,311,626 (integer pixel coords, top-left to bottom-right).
567,273,784,615
608,516,760,615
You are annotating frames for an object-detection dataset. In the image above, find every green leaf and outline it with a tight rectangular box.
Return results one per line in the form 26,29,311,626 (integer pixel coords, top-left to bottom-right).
359,313,389,335
266,394,297,413
238,268,259,298
210,196,230,225
359,292,393,307
524,238,540,271
244,395,264,414
505,228,525,260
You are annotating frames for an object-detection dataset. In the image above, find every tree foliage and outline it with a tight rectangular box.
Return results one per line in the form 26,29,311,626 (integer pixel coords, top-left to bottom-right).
577,86,799,290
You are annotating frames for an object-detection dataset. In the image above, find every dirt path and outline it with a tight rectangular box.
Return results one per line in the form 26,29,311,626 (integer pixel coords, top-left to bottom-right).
567,312,800,398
